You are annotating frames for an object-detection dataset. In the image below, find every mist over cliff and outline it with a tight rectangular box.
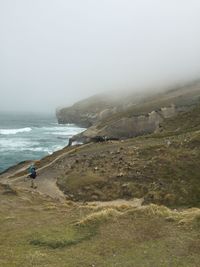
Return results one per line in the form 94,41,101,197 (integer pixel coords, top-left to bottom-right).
0,0,200,113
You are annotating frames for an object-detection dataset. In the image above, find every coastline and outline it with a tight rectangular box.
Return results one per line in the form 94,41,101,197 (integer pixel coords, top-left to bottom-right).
0,112,85,173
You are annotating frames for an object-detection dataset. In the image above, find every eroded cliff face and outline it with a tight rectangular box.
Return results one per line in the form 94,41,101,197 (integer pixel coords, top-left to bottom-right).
57,81,200,143
72,105,178,143
56,96,118,128
56,108,96,128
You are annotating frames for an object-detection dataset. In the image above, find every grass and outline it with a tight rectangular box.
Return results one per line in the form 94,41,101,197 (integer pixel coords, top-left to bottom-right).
75,208,122,227
0,185,200,267
29,225,96,249
56,126,200,207
1,89,200,266
58,171,105,192
95,85,200,130
158,103,200,134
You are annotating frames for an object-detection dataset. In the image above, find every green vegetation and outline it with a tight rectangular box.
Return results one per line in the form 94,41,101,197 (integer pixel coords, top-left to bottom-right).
29,225,96,249
96,83,200,129
56,103,200,207
57,126,200,207
155,102,200,136
1,85,200,266
0,185,200,267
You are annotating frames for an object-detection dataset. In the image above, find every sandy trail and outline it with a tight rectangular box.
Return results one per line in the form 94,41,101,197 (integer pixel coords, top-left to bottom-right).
1,143,144,207
0,144,90,201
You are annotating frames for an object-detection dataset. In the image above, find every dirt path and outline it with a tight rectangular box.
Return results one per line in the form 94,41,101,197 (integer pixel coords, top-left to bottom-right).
1,144,91,201
0,161,34,181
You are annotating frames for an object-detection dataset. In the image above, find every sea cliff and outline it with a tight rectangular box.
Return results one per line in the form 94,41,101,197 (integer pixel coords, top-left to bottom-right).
57,81,200,143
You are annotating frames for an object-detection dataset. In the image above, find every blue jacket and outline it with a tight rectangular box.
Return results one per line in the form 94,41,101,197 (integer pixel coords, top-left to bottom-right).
29,165,36,174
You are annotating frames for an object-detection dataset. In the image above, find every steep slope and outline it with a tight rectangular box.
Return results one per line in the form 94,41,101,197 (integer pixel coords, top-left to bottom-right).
71,81,200,142
1,82,200,267
56,129,200,207
56,89,154,128
2,102,200,207
56,94,119,127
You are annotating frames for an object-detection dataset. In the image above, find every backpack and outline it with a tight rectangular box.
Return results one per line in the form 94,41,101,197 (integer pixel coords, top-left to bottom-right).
30,168,37,179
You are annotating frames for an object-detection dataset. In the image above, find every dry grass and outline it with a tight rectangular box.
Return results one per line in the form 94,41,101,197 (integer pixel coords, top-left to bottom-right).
178,208,200,226
55,127,200,207
128,203,176,217
76,204,176,228
75,208,122,226
77,203,200,230
1,186,200,267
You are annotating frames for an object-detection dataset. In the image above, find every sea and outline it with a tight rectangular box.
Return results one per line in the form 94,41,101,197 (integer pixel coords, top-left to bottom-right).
0,112,85,173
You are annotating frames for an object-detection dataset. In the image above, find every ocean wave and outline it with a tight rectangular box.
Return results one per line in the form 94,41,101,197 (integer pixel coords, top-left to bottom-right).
27,147,53,153
0,137,63,154
41,126,85,131
45,130,83,136
0,139,39,150
0,127,32,135
28,145,63,154
41,126,70,131
49,132,71,136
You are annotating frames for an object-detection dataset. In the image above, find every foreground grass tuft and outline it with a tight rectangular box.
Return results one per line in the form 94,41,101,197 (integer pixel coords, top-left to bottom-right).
75,208,122,226
29,225,96,249
30,235,89,249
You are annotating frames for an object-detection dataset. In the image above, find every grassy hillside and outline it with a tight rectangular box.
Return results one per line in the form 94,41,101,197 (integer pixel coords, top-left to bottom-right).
57,103,200,207
57,81,200,131
0,184,200,267
158,102,200,135
95,82,200,129
5,103,200,208
1,83,200,266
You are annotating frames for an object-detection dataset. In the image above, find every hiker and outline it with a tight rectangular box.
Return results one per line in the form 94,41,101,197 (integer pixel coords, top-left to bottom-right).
28,164,37,188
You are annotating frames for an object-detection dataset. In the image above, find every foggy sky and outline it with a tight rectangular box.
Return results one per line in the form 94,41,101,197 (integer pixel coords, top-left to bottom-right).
0,0,200,113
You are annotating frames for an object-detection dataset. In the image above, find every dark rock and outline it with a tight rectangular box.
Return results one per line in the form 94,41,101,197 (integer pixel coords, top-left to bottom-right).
117,173,124,177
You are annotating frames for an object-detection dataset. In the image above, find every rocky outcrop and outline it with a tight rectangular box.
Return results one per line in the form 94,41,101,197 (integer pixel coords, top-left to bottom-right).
56,108,95,128
71,105,178,143
58,81,200,144
56,94,118,128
